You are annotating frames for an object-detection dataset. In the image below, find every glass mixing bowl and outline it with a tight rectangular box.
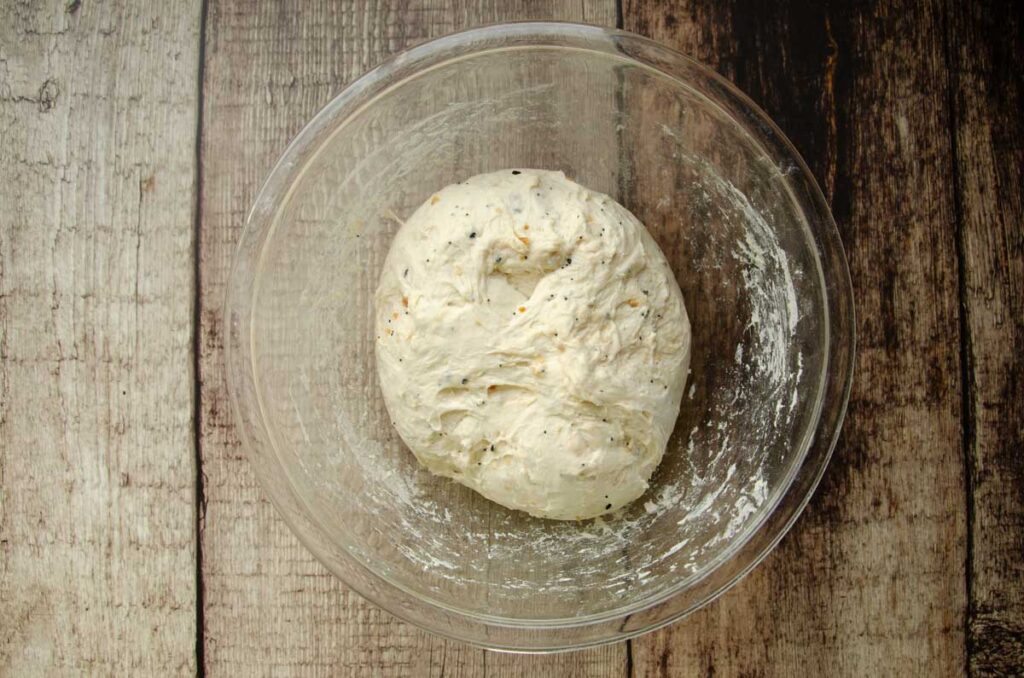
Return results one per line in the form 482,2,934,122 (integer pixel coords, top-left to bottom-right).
225,22,855,651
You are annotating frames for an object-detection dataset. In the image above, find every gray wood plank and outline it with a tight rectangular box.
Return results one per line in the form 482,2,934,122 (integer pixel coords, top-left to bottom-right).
197,2,621,675
0,0,202,674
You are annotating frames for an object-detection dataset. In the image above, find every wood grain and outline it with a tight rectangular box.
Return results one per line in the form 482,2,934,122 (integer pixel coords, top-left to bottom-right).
947,1,1024,673
0,0,201,674
197,1,621,676
624,0,967,674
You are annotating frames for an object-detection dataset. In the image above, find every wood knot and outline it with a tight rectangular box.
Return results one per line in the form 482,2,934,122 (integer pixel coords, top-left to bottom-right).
37,79,59,113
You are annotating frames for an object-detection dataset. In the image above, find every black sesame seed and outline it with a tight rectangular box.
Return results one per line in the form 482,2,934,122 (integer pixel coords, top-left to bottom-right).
403,268,409,277
512,170,521,175
566,257,572,265
605,503,612,510
469,232,476,238
461,378,468,384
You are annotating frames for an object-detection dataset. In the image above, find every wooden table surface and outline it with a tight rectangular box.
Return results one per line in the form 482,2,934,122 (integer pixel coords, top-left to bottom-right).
2,1,1021,675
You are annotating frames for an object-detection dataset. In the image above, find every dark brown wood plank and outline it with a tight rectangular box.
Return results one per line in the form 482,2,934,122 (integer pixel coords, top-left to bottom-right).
197,1,621,675
623,0,966,674
0,0,202,673
947,1,1024,673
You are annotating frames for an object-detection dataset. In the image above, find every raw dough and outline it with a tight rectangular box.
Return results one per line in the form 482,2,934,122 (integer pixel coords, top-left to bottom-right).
375,170,691,520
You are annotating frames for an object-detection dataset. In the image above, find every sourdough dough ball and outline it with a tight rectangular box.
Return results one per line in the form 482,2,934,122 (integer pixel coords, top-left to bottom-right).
375,170,690,520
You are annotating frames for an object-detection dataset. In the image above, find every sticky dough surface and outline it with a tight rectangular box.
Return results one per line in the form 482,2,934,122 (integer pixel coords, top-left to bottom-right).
375,170,691,520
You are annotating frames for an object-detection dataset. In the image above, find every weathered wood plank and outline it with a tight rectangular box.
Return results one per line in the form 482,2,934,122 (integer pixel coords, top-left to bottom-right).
624,0,966,674
0,0,201,674
947,1,1024,673
198,2,619,675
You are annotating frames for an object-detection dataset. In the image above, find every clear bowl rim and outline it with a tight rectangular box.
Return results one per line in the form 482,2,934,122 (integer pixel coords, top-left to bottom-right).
225,20,856,652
